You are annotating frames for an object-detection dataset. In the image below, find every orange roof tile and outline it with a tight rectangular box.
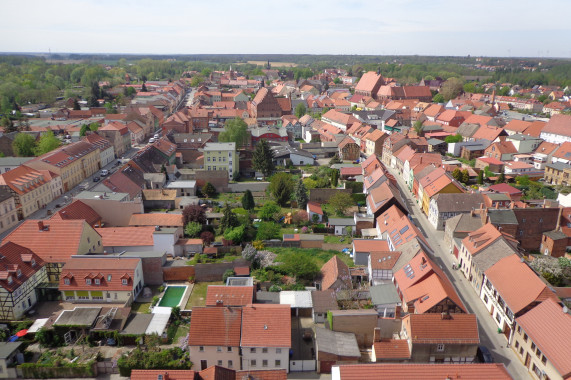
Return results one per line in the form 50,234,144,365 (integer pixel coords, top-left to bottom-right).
241,304,291,348
306,201,323,215
373,339,411,360
234,369,288,380
542,114,571,137
50,200,102,227
0,242,45,292
355,71,384,94
129,213,184,227
59,257,139,291
504,119,531,133
205,285,254,307
188,307,242,347
369,251,401,270
321,256,351,291
461,223,502,255
352,239,389,253
131,370,195,380
95,226,155,247
404,313,479,344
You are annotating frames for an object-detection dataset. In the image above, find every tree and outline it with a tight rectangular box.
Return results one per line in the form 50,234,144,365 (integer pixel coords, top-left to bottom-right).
241,189,255,210
124,86,136,97
242,244,257,261
412,120,424,137
463,82,476,94
256,221,281,240
292,210,309,226
258,201,281,221
218,117,249,149
223,269,235,283
12,133,37,157
87,96,99,108
73,98,81,110
35,131,61,156
331,169,339,188
80,124,90,137
451,168,462,182
295,103,307,119
461,169,470,184
185,222,202,238
279,252,320,282
477,170,484,185
220,202,239,230
1,116,16,133
329,154,342,165
253,139,275,178
202,182,216,198
444,134,463,143
224,225,245,244
495,173,505,184
141,83,148,92
182,205,206,226
432,93,445,103
295,179,309,209
328,192,354,216
269,172,294,207
440,77,464,100
200,231,215,245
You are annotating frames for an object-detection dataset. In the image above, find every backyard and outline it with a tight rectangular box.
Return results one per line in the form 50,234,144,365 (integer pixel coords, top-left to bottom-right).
185,281,223,309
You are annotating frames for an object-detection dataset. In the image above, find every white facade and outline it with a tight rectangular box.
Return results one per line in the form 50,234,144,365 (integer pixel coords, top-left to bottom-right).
188,345,240,371
48,174,64,200
241,346,289,373
0,266,47,320
540,132,571,145
480,276,515,343
100,145,116,167
153,227,184,257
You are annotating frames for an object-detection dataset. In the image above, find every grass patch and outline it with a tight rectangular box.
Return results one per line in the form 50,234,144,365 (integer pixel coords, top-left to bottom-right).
268,247,354,268
131,302,151,314
324,235,352,244
185,281,223,309
186,254,242,265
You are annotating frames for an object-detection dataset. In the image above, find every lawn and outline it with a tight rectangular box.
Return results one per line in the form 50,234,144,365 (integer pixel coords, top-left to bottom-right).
185,281,223,309
169,324,190,344
324,235,353,244
131,302,152,314
268,247,354,268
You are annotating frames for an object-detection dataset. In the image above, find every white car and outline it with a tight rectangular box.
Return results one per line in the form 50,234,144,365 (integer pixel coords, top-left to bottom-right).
148,138,156,144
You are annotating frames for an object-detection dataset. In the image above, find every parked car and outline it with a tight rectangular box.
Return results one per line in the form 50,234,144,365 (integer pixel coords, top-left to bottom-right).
100,169,109,177
477,346,494,363
92,176,100,182
149,138,156,144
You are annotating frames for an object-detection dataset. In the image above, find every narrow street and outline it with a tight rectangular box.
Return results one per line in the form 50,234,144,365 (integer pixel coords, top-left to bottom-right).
383,165,531,380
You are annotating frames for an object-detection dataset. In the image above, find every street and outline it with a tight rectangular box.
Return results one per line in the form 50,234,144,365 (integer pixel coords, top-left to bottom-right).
383,164,531,380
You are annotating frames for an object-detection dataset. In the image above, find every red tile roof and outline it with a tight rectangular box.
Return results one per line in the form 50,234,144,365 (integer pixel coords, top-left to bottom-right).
0,165,49,195
340,166,362,176
50,200,102,227
355,71,384,94
542,114,571,137
205,285,254,307
3,219,96,263
129,213,184,227
404,313,479,344
523,120,546,137
321,256,351,291
504,119,531,133
516,298,571,378
59,257,139,291
353,239,389,253
241,304,291,348
95,226,155,247
485,254,558,314
369,251,401,270
234,369,288,380
335,363,512,379
0,242,45,292
131,370,196,380
488,183,522,195
461,223,502,255
373,339,411,360
188,307,242,347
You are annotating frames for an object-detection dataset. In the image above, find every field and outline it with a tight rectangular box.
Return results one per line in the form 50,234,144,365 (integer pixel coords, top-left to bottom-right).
246,61,298,67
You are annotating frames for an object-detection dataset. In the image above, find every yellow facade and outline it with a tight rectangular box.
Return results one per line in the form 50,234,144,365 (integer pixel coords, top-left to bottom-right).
203,142,238,179
422,182,463,215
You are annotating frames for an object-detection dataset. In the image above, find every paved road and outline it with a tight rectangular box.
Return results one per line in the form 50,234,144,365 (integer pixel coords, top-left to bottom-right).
384,165,531,380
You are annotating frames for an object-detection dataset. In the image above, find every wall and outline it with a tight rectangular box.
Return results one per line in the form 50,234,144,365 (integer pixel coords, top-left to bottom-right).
77,198,144,227
331,312,377,347
309,188,352,203
189,345,240,371
241,346,289,373
163,265,195,282
194,260,249,282
410,343,477,363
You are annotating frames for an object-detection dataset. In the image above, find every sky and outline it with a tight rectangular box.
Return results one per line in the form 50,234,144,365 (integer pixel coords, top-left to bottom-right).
2,0,571,57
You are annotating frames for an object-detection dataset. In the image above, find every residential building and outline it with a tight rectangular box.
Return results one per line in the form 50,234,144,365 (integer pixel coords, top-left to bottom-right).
0,189,17,234
544,162,571,186
484,141,517,161
205,285,254,307
540,230,568,258
315,327,361,373
188,307,242,371
419,169,463,216
366,181,407,227
328,218,356,236
59,256,143,303
364,129,387,157
306,201,323,223
480,254,558,342
352,239,390,267
338,137,360,161
0,157,34,174
354,71,385,98
311,290,338,323
251,87,283,119
0,242,47,320
98,121,132,157
320,256,352,291
328,309,378,347
39,170,64,200
428,193,484,230
369,283,402,318
0,342,24,379
512,299,571,380
540,114,571,144
368,251,400,286
50,199,103,227
443,211,484,257
202,142,238,179
240,304,291,372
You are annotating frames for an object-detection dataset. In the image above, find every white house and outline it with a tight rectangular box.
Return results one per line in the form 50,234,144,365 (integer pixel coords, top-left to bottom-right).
306,202,323,223
328,218,356,236
540,114,571,144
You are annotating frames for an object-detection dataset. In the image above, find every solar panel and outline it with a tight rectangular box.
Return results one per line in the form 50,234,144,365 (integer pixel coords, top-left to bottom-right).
399,225,410,235
283,234,294,239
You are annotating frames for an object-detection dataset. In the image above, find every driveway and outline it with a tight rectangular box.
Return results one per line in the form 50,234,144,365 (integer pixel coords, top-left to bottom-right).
384,165,532,380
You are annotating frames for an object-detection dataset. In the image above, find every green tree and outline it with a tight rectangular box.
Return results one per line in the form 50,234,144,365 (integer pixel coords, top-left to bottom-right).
444,134,463,143
256,221,281,240
463,82,476,93
258,201,281,221
35,131,61,156
461,169,470,184
329,154,342,165
328,192,354,216
141,83,148,92
124,86,136,97
185,222,202,238
224,225,245,244
279,252,320,282
202,182,216,198
223,269,235,283
220,202,239,230
72,98,81,110
295,103,307,119
80,124,89,137
218,117,249,149
477,170,484,185
432,93,445,103
253,139,275,178
295,179,309,209
495,173,505,184
440,77,464,100
269,172,294,207
1,116,16,133
451,168,462,181
241,189,255,210
498,86,510,96
87,96,99,108
12,133,37,157
413,120,424,136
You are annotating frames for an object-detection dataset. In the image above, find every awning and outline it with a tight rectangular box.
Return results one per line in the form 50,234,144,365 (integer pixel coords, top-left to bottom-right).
28,318,49,333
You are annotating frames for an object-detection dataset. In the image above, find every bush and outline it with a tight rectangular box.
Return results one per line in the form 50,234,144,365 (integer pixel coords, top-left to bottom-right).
256,222,281,241
258,201,281,221
223,269,235,283
158,285,165,293
151,296,159,306
252,240,265,250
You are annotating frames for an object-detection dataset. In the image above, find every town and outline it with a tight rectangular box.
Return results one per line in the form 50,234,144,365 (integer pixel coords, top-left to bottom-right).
0,55,569,380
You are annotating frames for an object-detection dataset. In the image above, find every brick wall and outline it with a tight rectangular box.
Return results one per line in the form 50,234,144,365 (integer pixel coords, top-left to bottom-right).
514,208,559,251
163,265,196,282
194,259,250,282
141,256,165,285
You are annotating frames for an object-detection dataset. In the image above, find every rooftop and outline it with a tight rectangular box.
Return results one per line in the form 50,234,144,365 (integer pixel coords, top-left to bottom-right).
315,327,360,358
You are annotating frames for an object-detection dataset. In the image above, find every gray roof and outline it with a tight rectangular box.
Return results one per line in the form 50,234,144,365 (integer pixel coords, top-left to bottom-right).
0,342,21,359
120,313,153,335
255,291,280,304
0,157,34,166
426,138,445,145
457,123,480,138
226,277,254,286
271,145,314,159
166,180,197,188
74,191,130,201
370,283,402,305
433,193,484,213
546,162,571,171
0,188,13,203
315,327,361,358
113,251,166,258
311,290,339,313
203,142,235,151
543,230,568,240
485,193,510,201
448,213,484,234
393,239,424,272
487,209,518,224
54,307,101,327
508,134,541,141
472,238,518,273
328,218,355,226
280,291,313,308
352,110,396,123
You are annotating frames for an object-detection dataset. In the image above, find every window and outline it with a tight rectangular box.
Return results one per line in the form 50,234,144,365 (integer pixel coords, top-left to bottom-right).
275,360,281,367
486,279,492,289
531,342,536,351
227,347,232,352
495,312,501,323
228,360,233,368
217,360,222,366
541,355,547,365
483,295,489,304
276,348,281,354
262,348,268,353
64,278,70,285
536,348,542,358
515,341,519,349
262,360,268,367
532,364,542,378
86,279,92,285
523,333,528,342
107,275,112,281
517,326,521,334
95,279,100,285
250,348,256,353
250,360,256,367
31,259,36,267
436,344,445,352
17,269,21,277
122,279,128,285
216,346,222,352
519,347,524,356
199,346,204,352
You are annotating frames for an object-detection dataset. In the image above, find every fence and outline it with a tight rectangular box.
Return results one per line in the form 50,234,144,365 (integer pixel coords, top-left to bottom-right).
290,360,316,372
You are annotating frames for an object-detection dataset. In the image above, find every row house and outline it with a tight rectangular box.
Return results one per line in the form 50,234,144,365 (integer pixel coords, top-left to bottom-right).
321,109,361,132
337,137,360,161
381,133,409,166
418,168,463,216
366,181,407,227
376,85,432,102
83,133,116,167
332,363,511,379
98,121,131,158
0,189,17,234
428,193,484,230
403,153,442,191
363,129,387,157
540,114,571,144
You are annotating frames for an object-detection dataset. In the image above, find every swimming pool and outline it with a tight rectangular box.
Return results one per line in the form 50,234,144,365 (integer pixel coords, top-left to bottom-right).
157,286,187,307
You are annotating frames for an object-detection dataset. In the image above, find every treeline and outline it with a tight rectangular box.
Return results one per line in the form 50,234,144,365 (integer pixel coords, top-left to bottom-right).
491,64,571,87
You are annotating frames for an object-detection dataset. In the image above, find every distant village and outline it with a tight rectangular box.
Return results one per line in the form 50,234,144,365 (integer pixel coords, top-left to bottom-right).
0,63,569,380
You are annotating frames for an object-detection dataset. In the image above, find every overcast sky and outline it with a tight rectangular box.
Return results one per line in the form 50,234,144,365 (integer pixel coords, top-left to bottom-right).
2,0,571,57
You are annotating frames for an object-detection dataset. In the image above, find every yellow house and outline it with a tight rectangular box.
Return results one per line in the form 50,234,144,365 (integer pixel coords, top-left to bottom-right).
25,141,101,192
421,173,463,215
202,142,238,179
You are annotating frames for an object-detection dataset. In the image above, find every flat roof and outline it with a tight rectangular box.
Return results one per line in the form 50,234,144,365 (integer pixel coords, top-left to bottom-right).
121,313,153,335
166,180,197,188
280,291,313,308
0,342,22,359
74,191,130,201
54,307,102,327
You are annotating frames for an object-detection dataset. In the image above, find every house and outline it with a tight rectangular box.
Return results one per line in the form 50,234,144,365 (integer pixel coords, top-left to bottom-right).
331,363,512,380
428,193,484,230
376,205,430,252
0,189,17,234
504,161,538,177
322,109,360,132
205,285,254,307
129,213,183,228
487,183,523,202
400,313,479,363
481,254,558,342
0,157,34,174
354,71,385,98
371,331,411,362
403,153,442,190
368,251,400,286
311,290,338,323
202,142,238,179
370,283,402,318
251,126,288,144
544,162,571,186
59,256,144,303
511,298,571,380
484,141,517,161
2,219,103,282
363,166,389,194
251,87,284,119
338,137,360,161
475,156,504,173
506,134,543,154
0,242,47,320
328,309,378,347
443,210,485,256
188,307,242,371
419,169,463,216
98,121,131,157
540,114,571,144
320,256,352,291
271,145,314,167
0,342,24,379
50,199,103,227
364,129,387,157
240,304,291,372
352,239,390,266
328,218,356,236
315,327,361,374
458,223,519,293
540,230,568,258
306,201,324,223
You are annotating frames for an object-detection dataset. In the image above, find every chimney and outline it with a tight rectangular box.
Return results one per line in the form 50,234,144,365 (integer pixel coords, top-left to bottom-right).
215,300,223,307
38,221,45,231
470,208,475,217
374,327,382,342
495,202,500,209
556,206,563,231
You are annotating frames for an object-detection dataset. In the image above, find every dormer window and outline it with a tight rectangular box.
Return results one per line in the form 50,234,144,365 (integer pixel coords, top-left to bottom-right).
86,279,92,285
108,275,112,281
95,279,100,285
17,269,21,277
7,276,12,284
122,279,128,285
64,278,70,285
31,259,36,267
